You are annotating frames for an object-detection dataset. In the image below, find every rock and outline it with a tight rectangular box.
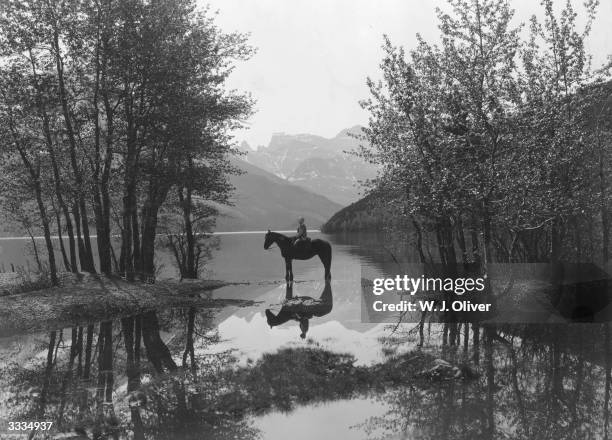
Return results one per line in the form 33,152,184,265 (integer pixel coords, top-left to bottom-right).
418,359,479,381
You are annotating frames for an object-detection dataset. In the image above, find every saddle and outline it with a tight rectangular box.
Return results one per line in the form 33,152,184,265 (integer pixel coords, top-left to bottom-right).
293,237,312,252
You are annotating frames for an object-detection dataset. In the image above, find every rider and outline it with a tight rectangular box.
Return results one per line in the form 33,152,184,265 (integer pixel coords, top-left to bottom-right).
299,317,309,339
294,217,308,246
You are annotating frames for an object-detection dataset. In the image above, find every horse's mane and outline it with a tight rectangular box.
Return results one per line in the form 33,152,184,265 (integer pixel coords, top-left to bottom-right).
270,231,291,241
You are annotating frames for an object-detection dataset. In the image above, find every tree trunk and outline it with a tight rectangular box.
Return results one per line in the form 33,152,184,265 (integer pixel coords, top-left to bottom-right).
79,198,96,272
34,181,58,285
52,197,71,272
178,186,197,278
121,88,139,280
10,131,58,285
83,325,94,380
122,317,141,391
121,180,138,280
472,324,480,364
58,327,79,428
38,331,57,418
140,180,171,280
28,49,78,273
93,189,112,275
484,326,495,436
183,307,197,374
72,201,89,272
97,321,114,403
456,217,468,265
411,216,427,264
52,26,96,274
48,147,77,271
470,223,481,266
76,326,83,378
140,212,158,280
482,201,493,268
132,208,141,278
142,311,177,373
26,226,43,272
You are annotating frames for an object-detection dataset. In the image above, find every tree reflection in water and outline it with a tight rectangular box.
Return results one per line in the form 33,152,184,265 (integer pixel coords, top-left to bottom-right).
361,323,612,440
2,309,612,439
2,309,258,439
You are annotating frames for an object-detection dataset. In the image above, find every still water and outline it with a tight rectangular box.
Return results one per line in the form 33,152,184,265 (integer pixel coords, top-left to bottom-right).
0,232,611,439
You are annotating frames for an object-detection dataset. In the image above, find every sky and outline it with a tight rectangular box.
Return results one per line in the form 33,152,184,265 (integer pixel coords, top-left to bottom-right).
201,0,612,149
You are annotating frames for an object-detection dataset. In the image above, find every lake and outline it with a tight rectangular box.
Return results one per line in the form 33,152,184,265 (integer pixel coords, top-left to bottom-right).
1,232,611,439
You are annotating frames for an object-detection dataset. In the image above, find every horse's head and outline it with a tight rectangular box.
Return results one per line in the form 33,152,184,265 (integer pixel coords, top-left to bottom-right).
264,229,273,249
299,317,309,339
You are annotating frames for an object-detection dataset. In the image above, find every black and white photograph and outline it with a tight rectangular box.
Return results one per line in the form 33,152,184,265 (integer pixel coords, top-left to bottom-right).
1,0,612,438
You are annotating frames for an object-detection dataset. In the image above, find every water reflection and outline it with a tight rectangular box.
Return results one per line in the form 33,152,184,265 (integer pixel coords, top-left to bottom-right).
1,309,252,439
359,323,612,440
1,308,612,439
265,281,333,339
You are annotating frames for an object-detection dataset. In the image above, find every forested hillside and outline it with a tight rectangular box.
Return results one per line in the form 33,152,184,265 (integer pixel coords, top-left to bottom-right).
321,194,386,232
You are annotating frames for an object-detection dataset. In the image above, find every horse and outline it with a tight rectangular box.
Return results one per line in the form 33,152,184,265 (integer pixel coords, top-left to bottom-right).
264,230,332,281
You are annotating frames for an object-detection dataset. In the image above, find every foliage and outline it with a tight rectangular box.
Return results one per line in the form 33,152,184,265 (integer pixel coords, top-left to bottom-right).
159,198,220,279
0,0,254,282
358,0,611,269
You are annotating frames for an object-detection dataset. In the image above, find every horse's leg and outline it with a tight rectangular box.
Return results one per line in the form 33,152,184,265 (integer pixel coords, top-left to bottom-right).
288,259,294,282
285,259,291,282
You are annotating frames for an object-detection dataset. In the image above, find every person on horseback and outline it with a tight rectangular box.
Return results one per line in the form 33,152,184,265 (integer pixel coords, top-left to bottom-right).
293,216,308,248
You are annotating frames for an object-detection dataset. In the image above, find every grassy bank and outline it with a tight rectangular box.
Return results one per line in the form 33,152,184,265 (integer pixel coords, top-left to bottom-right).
0,274,253,337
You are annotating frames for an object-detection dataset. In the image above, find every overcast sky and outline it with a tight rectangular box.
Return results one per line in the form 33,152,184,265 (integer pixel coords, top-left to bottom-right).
201,0,612,149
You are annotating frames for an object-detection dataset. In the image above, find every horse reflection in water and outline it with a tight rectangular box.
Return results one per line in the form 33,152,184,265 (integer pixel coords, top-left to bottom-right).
265,281,333,339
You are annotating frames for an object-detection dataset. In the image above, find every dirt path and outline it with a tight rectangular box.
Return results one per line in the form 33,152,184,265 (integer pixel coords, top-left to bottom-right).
0,275,254,337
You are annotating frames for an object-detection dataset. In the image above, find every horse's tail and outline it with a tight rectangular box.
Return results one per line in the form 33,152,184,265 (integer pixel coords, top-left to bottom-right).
321,240,332,279
326,241,332,265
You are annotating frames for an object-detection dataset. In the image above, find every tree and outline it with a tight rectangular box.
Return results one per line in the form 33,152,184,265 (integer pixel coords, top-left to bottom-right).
0,0,253,283
360,0,608,274
110,2,253,280
515,0,600,265
0,66,60,285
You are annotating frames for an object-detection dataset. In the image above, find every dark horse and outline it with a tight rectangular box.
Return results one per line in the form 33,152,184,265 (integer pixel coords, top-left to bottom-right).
264,230,332,281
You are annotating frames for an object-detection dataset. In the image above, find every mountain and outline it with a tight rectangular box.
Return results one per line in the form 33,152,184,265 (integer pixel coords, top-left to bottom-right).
212,159,342,232
241,126,377,206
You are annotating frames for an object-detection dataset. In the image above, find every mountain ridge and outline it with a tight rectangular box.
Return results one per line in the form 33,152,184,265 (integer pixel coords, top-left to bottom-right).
240,126,377,206
212,158,342,232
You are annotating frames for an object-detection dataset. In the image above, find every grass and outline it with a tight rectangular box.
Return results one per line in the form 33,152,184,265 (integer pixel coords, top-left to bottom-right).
0,274,253,337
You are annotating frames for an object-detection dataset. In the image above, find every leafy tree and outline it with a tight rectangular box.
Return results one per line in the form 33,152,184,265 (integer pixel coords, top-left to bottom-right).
0,65,60,284
0,0,253,282
360,0,609,273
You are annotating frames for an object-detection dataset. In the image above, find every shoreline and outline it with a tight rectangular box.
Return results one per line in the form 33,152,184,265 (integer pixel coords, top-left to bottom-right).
0,230,323,240
0,275,254,338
